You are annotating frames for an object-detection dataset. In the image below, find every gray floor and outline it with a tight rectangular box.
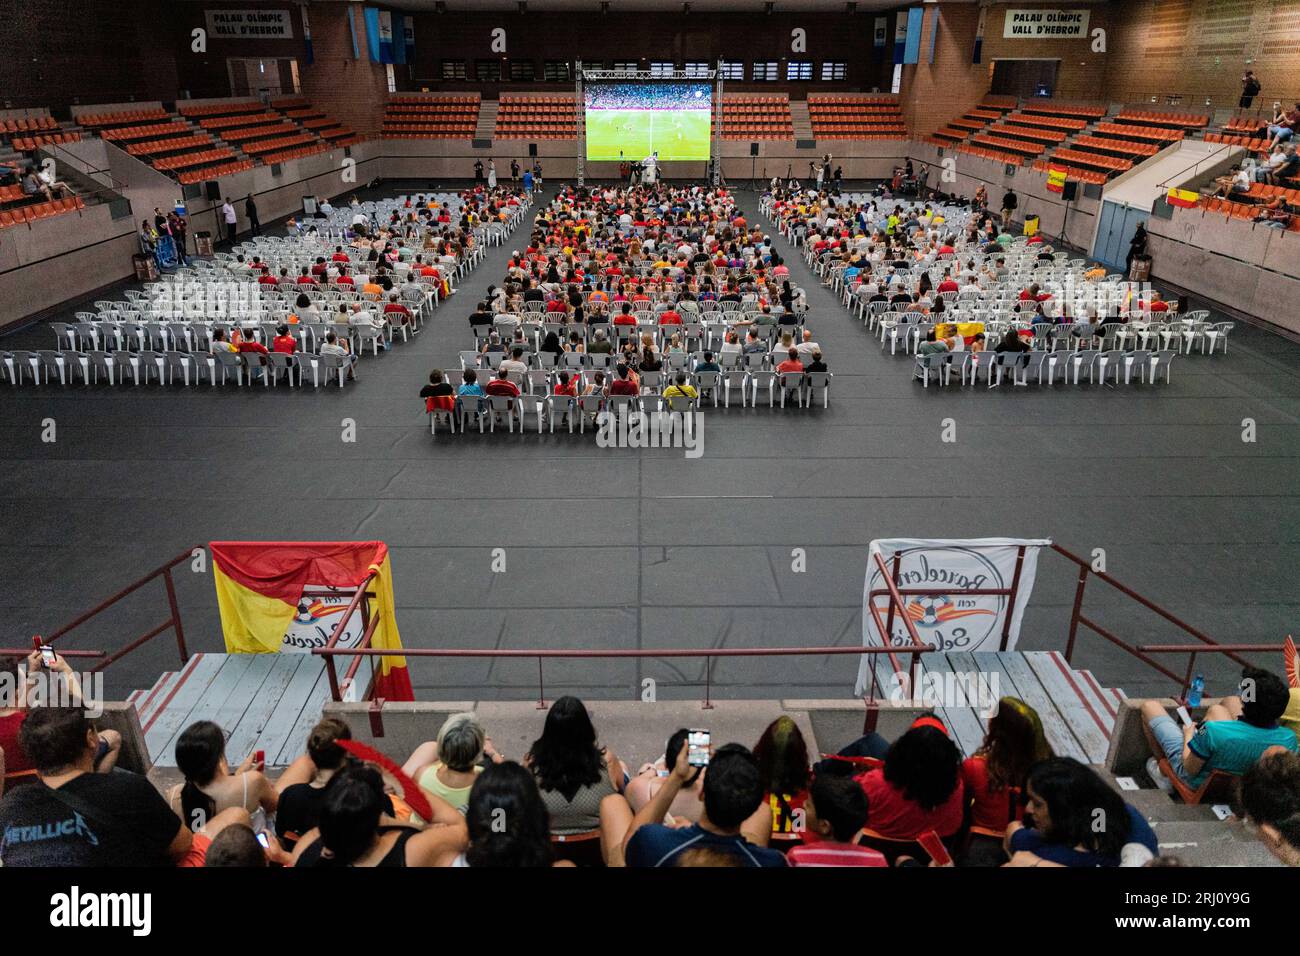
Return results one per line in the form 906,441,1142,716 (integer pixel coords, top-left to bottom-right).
3,180,1299,705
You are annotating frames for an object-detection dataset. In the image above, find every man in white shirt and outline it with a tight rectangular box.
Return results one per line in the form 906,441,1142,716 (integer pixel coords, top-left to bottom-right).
221,199,237,247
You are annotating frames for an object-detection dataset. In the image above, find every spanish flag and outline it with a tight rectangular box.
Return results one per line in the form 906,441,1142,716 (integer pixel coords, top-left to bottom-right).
1166,187,1198,209
210,541,413,701
1046,166,1068,194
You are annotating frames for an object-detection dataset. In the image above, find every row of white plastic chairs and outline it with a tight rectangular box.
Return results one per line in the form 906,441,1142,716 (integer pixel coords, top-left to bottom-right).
912,347,1179,388
3,347,356,389
428,367,835,436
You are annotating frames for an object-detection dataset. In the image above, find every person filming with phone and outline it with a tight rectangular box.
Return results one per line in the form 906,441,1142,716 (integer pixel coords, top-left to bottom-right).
623,737,785,867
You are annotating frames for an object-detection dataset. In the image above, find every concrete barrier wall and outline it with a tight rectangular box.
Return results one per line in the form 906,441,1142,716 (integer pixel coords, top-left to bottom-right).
1147,208,1300,336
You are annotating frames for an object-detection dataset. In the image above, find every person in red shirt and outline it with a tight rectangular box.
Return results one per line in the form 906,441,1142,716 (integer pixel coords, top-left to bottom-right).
608,364,638,396
936,273,960,294
613,303,638,326
383,294,412,326
271,325,297,354
1145,292,1169,312
296,268,317,287
658,308,682,326
960,696,1052,866
331,247,350,263
855,718,965,855
258,271,279,287
776,348,804,375
787,775,887,867
311,257,329,278
553,370,579,397
545,297,567,315
484,368,520,397
335,268,354,288
236,330,268,356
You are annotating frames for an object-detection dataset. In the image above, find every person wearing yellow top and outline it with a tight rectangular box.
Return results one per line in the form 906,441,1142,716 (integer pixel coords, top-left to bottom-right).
405,712,504,815
363,281,383,297
662,372,698,402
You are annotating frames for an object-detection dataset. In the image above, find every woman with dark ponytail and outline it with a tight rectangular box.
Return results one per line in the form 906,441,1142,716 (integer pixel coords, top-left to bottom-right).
167,720,278,834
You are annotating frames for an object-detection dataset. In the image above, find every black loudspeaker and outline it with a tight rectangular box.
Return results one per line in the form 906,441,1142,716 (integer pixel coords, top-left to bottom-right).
204,180,221,200
1061,180,1078,201
528,142,538,157
749,142,759,156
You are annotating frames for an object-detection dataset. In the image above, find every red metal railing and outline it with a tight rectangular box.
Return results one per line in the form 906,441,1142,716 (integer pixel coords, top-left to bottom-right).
26,547,196,673
312,643,931,711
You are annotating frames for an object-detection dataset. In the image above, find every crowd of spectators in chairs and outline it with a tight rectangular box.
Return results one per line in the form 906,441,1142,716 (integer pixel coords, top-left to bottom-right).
425,182,835,432
3,644,1298,867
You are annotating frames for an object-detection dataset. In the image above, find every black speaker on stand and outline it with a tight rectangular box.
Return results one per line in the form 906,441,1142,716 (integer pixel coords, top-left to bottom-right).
749,142,759,191
204,180,221,201
1061,180,1078,201
528,142,538,158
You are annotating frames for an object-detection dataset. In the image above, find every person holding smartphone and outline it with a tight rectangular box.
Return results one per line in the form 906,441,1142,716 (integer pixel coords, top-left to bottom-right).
623,741,784,868
625,728,707,823
0,650,121,797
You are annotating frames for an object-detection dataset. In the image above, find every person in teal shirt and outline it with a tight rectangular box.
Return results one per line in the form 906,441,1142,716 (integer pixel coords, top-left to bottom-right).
1142,666,1298,789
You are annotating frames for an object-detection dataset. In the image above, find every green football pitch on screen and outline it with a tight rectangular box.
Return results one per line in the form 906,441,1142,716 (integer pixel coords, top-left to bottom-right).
584,109,712,162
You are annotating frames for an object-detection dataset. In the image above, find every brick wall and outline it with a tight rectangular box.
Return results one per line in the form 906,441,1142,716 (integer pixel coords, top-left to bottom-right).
297,3,391,137
1105,0,1300,108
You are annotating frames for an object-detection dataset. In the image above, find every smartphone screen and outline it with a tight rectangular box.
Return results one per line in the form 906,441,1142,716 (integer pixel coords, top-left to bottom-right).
39,645,56,667
687,729,711,768
256,832,270,848
1176,706,1194,728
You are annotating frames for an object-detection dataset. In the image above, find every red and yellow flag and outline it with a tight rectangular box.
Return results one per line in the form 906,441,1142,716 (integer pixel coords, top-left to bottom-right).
210,541,413,700
1046,166,1068,194
1166,187,1198,209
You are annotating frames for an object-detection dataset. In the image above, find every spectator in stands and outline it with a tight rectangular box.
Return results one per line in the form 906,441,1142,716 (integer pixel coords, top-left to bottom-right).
1253,194,1293,229
168,720,278,834
1268,102,1300,150
22,169,52,203
994,327,1030,355
1212,164,1251,199
433,761,573,868
916,329,950,357
855,719,965,850
1141,666,1298,792
525,696,628,838
319,331,357,381
221,197,237,247
663,371,698,402
0,707,192,866
1240,71,1261,109
272,324,297,354
291,765,467,867
1256,145,1296,184
625,728,707,823
1239,750,1300,866
961,697,1052,865
787,775,887,867
752,716,811,836
624,741,782,867
1004,757,1158,867
485,367,521,401
272,717,352,850
0,650,120,798
403,712,503,814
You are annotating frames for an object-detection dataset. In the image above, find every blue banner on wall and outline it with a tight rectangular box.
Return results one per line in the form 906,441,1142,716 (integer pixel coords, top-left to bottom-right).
903,7,924,65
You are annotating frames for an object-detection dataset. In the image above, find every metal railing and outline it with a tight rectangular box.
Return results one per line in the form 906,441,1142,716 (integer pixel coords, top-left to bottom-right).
26,547,195,673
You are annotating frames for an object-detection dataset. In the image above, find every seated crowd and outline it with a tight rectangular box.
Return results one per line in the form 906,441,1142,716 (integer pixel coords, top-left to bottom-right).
3,649,1297,868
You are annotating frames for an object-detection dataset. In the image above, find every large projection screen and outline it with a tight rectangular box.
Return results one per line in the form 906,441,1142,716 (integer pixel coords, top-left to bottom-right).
583,81,712,162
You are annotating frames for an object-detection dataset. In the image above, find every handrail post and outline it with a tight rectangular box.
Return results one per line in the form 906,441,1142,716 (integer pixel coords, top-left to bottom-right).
162,567,189,664
536,656,546,710
1064,563,1089,662
324,655,341,702
999,546,1027,652
703,655,714,711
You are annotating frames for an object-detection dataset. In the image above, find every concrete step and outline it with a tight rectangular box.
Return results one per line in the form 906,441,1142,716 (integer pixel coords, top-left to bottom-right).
789,100,813,141
476,100,499,141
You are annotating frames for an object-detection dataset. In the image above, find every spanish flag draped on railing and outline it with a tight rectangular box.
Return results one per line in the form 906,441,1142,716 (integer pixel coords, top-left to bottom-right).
1166,187,1198,209
1046,166,1068,194
210,541,413,700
